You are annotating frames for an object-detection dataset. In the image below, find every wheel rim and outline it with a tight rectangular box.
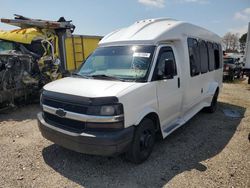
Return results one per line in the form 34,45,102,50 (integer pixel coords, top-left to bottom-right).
139,130,154,155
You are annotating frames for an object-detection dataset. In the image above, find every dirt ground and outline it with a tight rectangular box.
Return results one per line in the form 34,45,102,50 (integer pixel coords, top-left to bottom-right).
0,80,249,188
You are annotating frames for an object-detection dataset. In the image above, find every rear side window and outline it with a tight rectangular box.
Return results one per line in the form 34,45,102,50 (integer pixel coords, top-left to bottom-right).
207,42,215,71
199,40,209,74
214,43,221,69
188,38,222,74
218,44,222,68
188,38,200,76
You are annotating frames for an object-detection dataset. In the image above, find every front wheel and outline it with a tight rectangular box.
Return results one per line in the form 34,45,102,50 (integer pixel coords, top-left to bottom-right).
125,118,155,164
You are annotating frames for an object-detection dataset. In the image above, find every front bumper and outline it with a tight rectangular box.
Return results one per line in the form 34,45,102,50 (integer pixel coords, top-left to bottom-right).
37,112,134,156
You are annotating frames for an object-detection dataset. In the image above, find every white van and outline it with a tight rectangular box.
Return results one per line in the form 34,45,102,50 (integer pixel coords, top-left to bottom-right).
37,18,223,163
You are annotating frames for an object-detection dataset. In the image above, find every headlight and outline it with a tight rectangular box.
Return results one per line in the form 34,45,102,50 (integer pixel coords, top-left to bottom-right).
86,104,124,130
100,106,115,116
87,104,123,116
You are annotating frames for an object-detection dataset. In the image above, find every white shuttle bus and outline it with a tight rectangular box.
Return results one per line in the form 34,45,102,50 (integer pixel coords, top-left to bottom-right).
38,18,223,163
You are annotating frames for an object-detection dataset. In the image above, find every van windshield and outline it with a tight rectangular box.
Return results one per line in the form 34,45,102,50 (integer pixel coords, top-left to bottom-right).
77,45,155,82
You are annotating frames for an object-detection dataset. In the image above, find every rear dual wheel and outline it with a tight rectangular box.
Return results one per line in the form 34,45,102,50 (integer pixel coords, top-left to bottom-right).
126,118,155,164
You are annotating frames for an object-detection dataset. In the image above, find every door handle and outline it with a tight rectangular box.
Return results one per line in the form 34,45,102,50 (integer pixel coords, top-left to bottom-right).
177,77,180,88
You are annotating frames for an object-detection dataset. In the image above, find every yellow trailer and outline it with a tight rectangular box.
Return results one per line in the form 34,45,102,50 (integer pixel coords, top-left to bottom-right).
65,35,101,71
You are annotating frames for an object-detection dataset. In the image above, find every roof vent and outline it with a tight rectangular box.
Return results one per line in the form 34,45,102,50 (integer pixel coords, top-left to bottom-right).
135,18,177,25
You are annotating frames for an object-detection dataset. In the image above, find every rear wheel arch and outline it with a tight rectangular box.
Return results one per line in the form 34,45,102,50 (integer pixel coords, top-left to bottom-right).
215,87,219,95
205,86,219,113
208,82,220,96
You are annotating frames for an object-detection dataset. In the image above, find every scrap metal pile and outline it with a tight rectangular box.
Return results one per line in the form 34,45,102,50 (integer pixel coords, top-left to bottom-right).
0,15,75,109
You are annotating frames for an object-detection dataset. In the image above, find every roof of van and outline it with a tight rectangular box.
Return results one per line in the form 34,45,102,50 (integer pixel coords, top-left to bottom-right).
99,18,221,46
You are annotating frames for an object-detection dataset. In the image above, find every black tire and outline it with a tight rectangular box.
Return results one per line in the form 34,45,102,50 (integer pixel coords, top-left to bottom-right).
125,118,155,164
205,89,219,113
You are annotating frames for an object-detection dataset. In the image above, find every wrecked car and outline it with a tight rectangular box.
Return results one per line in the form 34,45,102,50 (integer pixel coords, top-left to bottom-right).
0,15,101,109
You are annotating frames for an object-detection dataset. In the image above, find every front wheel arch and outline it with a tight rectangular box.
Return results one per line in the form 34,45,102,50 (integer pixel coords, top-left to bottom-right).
135,112,162,139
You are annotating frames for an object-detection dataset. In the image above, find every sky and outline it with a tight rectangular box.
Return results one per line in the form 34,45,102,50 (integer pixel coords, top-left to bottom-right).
0,0,249,38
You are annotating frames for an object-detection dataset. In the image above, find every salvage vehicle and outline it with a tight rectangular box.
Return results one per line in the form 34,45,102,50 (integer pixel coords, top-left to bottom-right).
0,15,101,109
38,18,223,163
223,55,242,81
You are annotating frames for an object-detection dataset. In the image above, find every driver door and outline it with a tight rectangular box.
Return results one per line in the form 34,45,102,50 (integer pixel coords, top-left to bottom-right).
154,46,182,130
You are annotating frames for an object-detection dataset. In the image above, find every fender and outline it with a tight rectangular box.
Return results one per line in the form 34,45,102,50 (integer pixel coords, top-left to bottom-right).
203,81,219,106
134,107,159,126
207,82,219,96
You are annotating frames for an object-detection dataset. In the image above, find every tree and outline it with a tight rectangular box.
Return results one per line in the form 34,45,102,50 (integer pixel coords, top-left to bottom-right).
239,33,247,53
222,32,231,50
222,32,239,53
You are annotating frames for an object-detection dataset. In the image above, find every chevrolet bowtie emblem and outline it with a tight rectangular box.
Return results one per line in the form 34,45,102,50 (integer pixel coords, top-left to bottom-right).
55,108,66,118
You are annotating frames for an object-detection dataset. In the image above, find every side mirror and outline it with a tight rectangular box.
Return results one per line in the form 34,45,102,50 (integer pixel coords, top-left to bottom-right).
164,59,175,79
157,59,175,80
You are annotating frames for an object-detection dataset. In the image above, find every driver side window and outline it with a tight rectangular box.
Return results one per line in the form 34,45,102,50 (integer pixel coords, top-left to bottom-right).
152,47,177,80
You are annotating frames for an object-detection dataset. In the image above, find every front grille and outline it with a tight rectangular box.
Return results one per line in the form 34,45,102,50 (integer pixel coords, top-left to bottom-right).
43,112,85,133
42,96,88,114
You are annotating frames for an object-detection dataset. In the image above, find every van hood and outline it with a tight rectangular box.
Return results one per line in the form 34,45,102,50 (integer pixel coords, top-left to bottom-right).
43,77,142,98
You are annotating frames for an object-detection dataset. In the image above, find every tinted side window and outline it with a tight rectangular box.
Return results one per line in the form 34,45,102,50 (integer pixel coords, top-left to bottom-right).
188,38,200,76
218,44,222,68
214,43,221,69
207,42,215,71
199,40,209,74
153,47,177,80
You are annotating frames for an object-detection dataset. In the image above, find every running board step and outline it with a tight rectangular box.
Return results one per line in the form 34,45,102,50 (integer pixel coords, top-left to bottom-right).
163,123,180,133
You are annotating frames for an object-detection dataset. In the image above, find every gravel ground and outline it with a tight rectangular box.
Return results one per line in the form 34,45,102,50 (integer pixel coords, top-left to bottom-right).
0,80,249,188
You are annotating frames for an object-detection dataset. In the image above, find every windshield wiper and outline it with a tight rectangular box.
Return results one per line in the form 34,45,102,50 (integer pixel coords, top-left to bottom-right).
91,74,125,81
71,73,90,79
